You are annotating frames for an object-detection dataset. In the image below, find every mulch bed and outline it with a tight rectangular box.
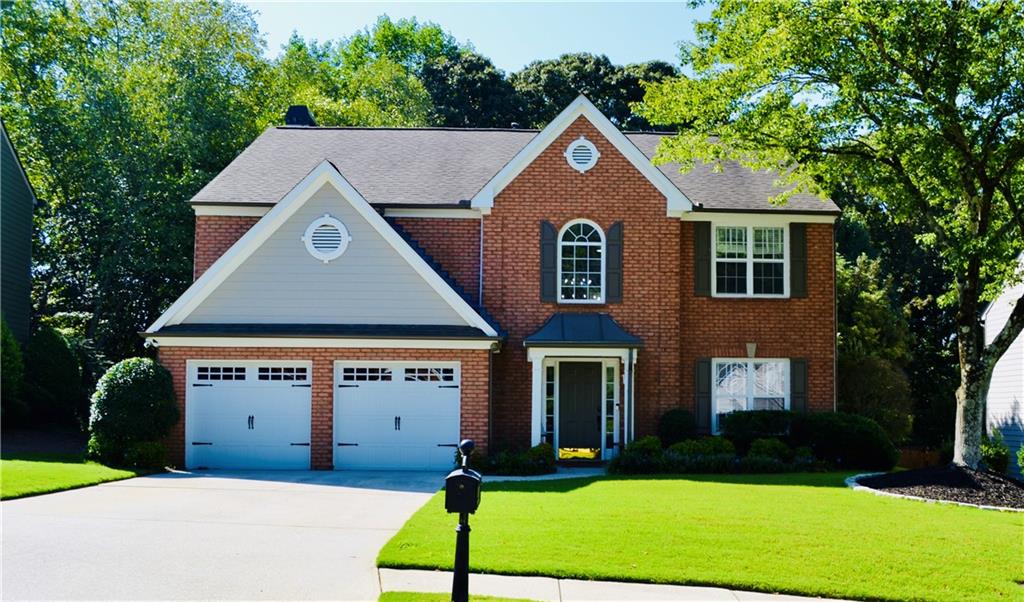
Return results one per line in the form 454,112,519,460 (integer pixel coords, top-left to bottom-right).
858,465,1024,509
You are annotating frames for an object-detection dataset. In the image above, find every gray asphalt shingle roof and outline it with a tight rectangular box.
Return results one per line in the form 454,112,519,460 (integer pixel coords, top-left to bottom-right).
191,126,838,214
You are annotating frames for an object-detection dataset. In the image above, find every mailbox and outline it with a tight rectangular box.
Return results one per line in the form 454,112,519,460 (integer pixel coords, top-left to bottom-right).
445,466,482,514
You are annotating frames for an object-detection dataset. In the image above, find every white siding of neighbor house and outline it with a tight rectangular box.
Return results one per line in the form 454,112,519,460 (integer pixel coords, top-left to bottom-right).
184,182,469,326
984,273,1024,478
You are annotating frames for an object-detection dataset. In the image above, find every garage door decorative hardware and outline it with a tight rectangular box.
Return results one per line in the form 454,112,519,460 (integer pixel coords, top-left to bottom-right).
437,443,458,447
394,416,401,430
247,415,254,430
192,383,213,387
291,383,311,388
337,442,359,446
438,385,460,389
191,441,213,446
337,384,360,388
290,442,311,446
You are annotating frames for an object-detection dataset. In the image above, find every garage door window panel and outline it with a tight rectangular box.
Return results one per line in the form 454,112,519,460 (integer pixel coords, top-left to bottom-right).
404,367,455,382
197,366,246,381
258,366,309,381
341,367,393,382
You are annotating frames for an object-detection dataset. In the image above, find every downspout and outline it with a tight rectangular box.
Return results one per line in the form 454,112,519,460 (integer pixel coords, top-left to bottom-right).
478,215,484,306
622,348,630,442
488,343,494,451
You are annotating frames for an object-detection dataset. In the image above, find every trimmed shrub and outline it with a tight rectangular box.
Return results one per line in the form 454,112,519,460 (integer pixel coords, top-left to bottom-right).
736,455,790,473
609,450,666,474
837,356,913,444
657,409,696,447
88,358,178,466
789,412,898,470
23,325,83,424
662,451,735,474
1016,446,1024,476
1,318,27,422
668,436,735,457
981,431,1010,474
626,435,663,457
748,437,794,462
457,443,556,476
610,437,666,474
720,410,796,453
124,441,167,469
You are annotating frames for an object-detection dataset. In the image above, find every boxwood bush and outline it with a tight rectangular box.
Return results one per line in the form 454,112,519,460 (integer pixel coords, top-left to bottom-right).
748,437,794,462
456,442,556,476
980,431,1010,474
88,358,178,466
668,436,735,457
719,410,795,453
657,409,696,447
789,412,898,470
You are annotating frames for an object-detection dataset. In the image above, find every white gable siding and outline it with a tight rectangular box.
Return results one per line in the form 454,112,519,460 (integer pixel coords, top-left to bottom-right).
184,183,468,326
984,276,1024,477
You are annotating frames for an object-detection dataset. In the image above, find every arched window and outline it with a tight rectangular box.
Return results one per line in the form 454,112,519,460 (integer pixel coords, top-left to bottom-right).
558,220,605,303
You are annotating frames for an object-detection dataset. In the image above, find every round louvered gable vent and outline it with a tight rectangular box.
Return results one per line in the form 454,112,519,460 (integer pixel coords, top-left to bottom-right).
302,214,351,262
564,136,600,173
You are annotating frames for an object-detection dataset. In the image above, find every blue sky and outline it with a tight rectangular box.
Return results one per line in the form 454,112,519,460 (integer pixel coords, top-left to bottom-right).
239,2,712,73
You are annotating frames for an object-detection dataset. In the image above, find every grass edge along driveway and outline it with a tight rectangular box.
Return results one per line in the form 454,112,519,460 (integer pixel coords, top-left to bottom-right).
378,473,1023,602
1,454,139,500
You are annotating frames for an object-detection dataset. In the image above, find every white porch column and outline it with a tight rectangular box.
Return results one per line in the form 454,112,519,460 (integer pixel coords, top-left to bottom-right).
623,351,633,445
529,355,544,446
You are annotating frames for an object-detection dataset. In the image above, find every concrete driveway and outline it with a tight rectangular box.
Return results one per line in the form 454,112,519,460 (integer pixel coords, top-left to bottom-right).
2,470,441,601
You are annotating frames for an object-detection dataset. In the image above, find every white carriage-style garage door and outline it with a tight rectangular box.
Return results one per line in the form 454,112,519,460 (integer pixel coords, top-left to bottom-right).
334,362,461,471
186,361,312,470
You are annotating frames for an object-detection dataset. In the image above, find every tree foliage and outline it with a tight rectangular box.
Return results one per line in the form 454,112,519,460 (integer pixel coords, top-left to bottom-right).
641,0,1024,467
1,0,274,359
513,53,677,129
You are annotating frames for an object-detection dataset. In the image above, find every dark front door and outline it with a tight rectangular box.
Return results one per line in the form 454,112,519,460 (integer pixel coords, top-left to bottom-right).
558,362,602,449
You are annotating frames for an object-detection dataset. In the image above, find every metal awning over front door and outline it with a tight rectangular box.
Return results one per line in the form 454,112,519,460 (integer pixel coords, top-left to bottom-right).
523,313,643,348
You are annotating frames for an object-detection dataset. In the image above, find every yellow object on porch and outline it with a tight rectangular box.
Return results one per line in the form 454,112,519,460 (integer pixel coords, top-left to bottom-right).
558,447,601,460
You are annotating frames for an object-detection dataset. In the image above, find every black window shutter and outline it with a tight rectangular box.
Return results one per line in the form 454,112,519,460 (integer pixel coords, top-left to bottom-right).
695,358,712,433
694,222,711,296
791,358,808,412
790,223,807,298
540,221,557,303
606,222,623,303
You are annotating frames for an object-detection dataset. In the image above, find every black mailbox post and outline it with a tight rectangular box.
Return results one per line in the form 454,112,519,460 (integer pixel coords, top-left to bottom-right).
445,439,482,602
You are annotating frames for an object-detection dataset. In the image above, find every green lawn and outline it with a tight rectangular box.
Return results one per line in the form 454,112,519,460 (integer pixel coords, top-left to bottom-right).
0,454,139,500
380,593,534,602
378,473,1024,602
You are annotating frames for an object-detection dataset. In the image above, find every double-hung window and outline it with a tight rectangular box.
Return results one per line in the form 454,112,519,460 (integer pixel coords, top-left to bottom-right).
712,358,789,432
713,225,787,297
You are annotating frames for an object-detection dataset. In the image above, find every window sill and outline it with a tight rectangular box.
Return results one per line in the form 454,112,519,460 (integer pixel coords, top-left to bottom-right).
710,294,791,300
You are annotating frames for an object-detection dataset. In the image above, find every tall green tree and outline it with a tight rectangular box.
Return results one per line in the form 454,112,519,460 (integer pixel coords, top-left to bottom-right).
270,32,434,127
1,0,275,359
511,53,678,128
641,0,1024,467
421,50,522,128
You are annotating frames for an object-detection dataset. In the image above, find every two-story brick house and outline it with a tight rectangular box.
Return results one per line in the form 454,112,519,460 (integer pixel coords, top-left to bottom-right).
145,96,838,470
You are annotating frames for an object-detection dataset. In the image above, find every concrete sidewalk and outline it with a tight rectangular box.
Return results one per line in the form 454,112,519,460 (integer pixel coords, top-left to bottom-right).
379,568,850,601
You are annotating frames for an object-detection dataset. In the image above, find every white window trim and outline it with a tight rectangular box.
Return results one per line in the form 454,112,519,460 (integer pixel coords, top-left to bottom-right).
711,357,790,433
711,221,790,299
557,219,606,305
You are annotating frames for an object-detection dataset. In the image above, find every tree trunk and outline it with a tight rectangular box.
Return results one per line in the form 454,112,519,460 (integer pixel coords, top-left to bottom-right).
952,357,990,468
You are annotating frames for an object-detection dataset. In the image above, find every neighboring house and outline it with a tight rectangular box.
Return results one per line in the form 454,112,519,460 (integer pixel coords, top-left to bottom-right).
1,121,37,345
144,96,839,471
984,258,1024,478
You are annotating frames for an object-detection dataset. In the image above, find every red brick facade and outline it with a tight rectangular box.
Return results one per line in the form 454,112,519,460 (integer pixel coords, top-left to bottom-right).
392,217,481,303
193,215,259,279
177,115,835,464
482,118,685,446
157,347,491,469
